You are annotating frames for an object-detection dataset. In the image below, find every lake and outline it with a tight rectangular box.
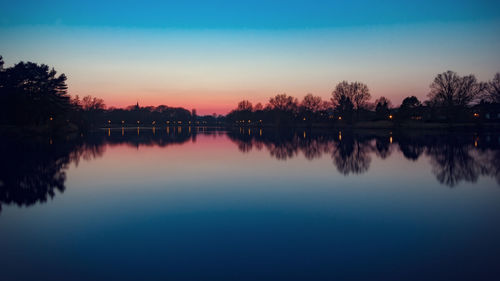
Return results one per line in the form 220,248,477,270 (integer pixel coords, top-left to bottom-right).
1,128,499,280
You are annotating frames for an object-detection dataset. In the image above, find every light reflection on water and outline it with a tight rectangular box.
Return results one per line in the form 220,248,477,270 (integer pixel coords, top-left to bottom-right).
0,128,499,280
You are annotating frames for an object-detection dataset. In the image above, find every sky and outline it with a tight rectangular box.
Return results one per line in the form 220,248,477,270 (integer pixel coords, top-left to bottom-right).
1,0,500,114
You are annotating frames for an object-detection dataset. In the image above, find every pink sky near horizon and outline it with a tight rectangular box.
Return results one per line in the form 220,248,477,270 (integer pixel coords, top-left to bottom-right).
2,23,499,115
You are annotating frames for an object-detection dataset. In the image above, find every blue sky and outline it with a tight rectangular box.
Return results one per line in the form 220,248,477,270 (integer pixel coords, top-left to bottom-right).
1,0,499,114
2,0,500,29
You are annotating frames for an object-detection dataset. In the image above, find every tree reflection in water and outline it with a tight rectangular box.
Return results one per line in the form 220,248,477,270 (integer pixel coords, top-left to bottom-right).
0,136,85,212
228,128,500,187
1,128,499,212
0,127,202,213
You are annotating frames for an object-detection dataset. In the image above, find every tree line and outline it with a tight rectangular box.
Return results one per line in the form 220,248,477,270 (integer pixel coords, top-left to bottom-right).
1,55,499,131
0,56,217,131
228,71,500,125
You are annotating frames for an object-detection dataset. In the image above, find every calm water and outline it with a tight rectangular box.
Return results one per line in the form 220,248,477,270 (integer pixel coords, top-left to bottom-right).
1,128,499,280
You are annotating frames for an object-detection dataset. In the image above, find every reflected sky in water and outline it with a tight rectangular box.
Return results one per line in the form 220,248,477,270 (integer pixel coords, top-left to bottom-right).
1,128,499,280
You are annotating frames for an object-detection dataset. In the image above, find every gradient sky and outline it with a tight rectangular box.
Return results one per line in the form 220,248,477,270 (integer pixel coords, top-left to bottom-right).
1,0,500,114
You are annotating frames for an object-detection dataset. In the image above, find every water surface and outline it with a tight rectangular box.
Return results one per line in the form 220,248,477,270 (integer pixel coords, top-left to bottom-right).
1,128,499,280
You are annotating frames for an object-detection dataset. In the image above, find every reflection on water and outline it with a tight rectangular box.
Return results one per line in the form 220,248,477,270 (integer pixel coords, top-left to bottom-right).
0,135,104,212
1,127,500,281
0,127,499,212
227,128,500,186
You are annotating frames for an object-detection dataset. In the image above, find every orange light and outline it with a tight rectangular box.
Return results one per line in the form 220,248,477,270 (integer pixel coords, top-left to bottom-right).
389,115,393,119
338,116,342,120
303,117,306,121
49,117,53,121
473,113,479,118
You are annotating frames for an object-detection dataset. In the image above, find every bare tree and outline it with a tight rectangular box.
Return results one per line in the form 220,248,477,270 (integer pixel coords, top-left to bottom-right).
237,100,253,111
253,102,263,111
428,71,487,121
268,94,298,112
331,81,351,107
351,82,371,110
374,96,392,109
331,81,371,110
301,93,323,113
428,71,486,108
81,95,106,111
486,72,500,103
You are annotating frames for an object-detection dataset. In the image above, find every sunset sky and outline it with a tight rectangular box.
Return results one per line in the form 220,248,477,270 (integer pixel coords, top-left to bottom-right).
1,0,499,114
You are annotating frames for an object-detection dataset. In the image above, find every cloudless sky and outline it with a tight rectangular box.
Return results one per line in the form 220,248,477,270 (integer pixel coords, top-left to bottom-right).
1,0,499,114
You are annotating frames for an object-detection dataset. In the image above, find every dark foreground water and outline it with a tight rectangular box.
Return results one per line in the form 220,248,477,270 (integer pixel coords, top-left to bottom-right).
1,128,499,280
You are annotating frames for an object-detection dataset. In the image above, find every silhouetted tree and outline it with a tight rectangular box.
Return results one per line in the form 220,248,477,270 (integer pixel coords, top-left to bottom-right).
81,95,106,111
301,93,323,112
0,59,70,127
300,93,324,122
335,95,354,123
397,96,422,121
331,81,371,121
374,96,392,120
428,71,487,121
253,102,263,111
237,100,253,111
267,94,299,125
268,94,298,112
486,73,500,103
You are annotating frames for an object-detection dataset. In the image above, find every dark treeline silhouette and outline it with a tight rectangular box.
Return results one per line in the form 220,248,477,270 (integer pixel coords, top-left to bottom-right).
87,102,224,129
0,56,72,130
1,55,500,131
0,56,223,132
226,128,500,187
227,72,500,126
